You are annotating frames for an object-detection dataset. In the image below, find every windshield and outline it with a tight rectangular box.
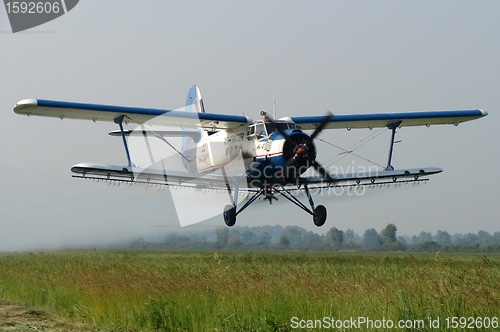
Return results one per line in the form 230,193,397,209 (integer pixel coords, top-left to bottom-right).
265,123,277,135
255,123,266,136
275,122,289,132
252,121,296,137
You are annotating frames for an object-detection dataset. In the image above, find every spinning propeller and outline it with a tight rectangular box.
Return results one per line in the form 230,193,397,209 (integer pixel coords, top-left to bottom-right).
270,112,334,182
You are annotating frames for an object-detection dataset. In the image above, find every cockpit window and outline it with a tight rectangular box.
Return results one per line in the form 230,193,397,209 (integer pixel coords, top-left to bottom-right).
275,122,289,132
266,121,297,134
250,121,298,137
248,125,255,136
265,123,276,135
255,123,266,137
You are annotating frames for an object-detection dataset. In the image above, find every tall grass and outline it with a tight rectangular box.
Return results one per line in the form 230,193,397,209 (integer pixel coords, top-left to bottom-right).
0,251,498,331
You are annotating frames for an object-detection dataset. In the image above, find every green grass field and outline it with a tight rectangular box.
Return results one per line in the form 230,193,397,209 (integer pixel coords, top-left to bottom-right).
0,251,498,331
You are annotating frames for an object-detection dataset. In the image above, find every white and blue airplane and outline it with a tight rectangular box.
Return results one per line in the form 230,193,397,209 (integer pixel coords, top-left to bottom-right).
14,85,487,227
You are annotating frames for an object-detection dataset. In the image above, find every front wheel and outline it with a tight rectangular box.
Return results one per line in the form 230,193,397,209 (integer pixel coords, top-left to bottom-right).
223,205,236,227
313,205,327,227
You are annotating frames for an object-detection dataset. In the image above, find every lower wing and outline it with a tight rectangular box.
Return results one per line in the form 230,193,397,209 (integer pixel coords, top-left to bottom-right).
299,167,442,187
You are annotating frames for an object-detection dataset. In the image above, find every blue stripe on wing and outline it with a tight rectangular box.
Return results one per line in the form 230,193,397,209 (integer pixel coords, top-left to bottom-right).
36,99,249,124
291,109,487,130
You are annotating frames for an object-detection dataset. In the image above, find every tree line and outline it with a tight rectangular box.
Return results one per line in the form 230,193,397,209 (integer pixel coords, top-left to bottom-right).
124,224,500,253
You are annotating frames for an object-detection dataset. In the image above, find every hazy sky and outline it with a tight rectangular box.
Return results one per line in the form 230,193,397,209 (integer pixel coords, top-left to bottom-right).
1,1,498,251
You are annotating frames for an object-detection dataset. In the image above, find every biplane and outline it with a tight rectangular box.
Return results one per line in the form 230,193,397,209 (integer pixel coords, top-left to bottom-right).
14,85,487,227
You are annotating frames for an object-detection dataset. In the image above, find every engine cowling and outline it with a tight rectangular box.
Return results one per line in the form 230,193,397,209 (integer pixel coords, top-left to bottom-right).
282,131,316,168
248,131,316,186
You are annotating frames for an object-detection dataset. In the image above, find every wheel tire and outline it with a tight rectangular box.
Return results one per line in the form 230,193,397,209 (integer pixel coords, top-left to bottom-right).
223,205,236,227
313,205,327,227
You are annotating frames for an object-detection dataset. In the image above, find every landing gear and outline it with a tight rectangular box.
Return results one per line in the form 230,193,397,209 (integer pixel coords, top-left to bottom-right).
223,205,236,227
220,182,329,227
273,184,328,227
313,205,327,227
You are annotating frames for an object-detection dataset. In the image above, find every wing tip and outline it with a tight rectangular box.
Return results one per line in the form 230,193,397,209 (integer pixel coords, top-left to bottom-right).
16,98,38,106
14,99,38,114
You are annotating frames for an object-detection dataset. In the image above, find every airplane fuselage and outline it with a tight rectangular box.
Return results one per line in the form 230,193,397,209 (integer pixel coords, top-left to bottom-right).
191,118,317,188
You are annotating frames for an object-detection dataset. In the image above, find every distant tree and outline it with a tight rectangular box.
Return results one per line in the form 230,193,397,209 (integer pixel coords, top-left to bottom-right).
485,244,500,253
493,232,500,245
300,231,323,248
241,231,257,245
382,240,407,252
381,224,397,243
226,229,242,248
216,228,229,248
118,225,500,252
363,228,379,249
257,231,272,245
327,227,344,250
456,233,479,246
397,236,409,247
344,229,357,243
190,234,207,243
164,233,190,244
280,226,309,248
412,231,433,246
279,234,290,248
130,237,147,250
229,229,241,242
434,230,452,247
415,241,441,252
477,230,495,247
227,237,242,248
165,233,178,243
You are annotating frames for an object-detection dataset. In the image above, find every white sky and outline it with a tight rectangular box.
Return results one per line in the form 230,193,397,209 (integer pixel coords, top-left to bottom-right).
1,1,498,250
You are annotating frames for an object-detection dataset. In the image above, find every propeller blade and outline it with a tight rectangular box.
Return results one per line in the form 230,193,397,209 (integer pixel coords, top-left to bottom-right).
312,160,334,182
309,112,333,141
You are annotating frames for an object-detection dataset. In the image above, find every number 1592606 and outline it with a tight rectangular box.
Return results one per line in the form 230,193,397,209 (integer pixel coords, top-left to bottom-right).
5,1,61,14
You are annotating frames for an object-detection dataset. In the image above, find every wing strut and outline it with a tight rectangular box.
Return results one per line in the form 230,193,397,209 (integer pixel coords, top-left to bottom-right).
275,186,314,215
385,121,402,171
114,115,134,168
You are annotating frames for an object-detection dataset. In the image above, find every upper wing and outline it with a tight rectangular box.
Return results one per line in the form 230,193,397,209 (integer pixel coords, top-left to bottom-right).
14,99,250,130
15,99,487,130
291,109,487,130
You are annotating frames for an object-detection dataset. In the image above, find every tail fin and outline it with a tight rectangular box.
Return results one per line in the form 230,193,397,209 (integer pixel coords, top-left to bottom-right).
182,84,204,171
185,84,205,114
